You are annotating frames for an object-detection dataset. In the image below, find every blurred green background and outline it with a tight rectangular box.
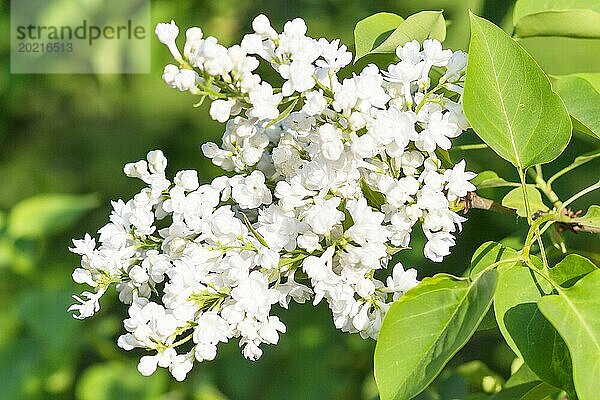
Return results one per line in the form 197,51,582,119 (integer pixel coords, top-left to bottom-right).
0,0,598,399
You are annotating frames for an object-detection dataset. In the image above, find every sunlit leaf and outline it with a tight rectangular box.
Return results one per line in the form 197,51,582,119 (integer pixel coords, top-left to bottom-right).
471,171,520,189
7,194,99,239
548,254,596,288
355,11,446,61
494,263,575,394
514,0,600,39
374,271,497,400
553,74,600,140
354,12,404,61
469,241,518,278
463,13,572,169
501,186,549,218
539,270,600,400
360,179,385,209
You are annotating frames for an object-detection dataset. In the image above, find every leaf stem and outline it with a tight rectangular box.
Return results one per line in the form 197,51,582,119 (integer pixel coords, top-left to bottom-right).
524,260,563,294
547,152,600,188
561,180,600,210
449,143,489,151
527,166,562,208
519,168,550,268
521,214,556,262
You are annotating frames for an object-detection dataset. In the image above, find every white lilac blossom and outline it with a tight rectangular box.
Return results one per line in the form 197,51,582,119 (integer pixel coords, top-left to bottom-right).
70,15,476,381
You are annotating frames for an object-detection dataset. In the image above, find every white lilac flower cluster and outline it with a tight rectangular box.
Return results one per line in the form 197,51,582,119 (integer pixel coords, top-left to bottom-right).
69,15,476,381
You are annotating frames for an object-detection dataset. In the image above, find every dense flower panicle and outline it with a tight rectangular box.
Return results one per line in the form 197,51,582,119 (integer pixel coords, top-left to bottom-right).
70,15,476,381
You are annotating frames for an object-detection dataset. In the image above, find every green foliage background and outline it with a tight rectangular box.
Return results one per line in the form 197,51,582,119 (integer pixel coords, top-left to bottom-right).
0,0,597,399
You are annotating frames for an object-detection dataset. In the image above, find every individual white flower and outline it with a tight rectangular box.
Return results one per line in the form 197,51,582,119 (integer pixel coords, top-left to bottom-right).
416,111,460,152
169,353,194,381
317,38,352,71
420,39,453,81
317,123,344,161
138,354,159,376
302,90,328,115
162,64,180,88
386,264,419,300
383,60,423,103
68,289,105,319
162,66,200,93
422,39,453,66
444,160,476,201
424,231,456,262
155,21,182,61
396,40,422,64
303,197,345,235
174,170,200,191
193,312,232,345
69,234,96,257
277,272,313,308
231,271,279,317
443,50,468,82
241,340,263,361
279,61,316,96
210,99,236,123
230,170,272,209
184,27,203,60
252,14,278,40
248,82,283,120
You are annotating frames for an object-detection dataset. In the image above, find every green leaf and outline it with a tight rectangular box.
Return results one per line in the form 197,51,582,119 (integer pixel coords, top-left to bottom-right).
353,12,404,61
491,364,560,400
501,186,549,218
469,241,518,278
374,270,498,400
76,361,167,400
553,74,600,140
266,97,299,128
494,263,575,395
355,11,446,61
513,0,600,39
463,13,572,169
573,205,600,231
549,254,597,288
471,171,520,189
539,270,600,400
7,194,99,239
360,178,385,209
